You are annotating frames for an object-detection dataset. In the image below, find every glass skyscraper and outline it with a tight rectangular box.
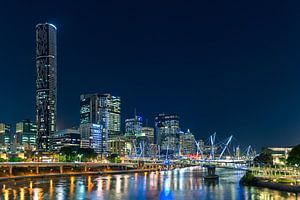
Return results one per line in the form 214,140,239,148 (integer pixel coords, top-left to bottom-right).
79,93,121,155
125,116,143,136
36,23,57,151
0,123,11,151
155,114,180,156
179,129,196,155
16,119,37,150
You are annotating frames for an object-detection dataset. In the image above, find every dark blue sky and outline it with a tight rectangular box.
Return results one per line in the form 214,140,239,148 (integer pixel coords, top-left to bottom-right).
0,1,299,150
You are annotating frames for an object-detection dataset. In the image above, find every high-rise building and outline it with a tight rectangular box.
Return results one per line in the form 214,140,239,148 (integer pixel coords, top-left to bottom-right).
108,135,126,156
155,114,180,156
125,116,143,136
141,127,155,144
0,123,11,151
52,129,81,152
36,23,57,151
16,119,37,150
79,93,121,155
179,129,196,155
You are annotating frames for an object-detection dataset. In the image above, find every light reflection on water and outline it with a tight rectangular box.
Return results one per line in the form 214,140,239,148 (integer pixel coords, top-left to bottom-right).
0,167,297,200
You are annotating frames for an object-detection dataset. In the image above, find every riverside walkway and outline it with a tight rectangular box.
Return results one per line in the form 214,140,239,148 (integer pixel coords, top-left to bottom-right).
250,166,300,179
0,162,164,176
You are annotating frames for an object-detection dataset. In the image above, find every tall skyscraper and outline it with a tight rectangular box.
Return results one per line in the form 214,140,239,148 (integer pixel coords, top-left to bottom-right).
179,129,196,155
141,127,155,144
16,119,37,150
79,93,121,155
36,23,57,151
155,114,180,156
125,115,143,136
0,123,11,151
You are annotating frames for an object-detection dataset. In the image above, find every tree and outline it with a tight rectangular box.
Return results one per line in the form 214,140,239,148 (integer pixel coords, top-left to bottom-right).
253,148,273,165
287,145,300,166
9,157,24,162
107,153,120,163
77,148,97,162
60,147,76,162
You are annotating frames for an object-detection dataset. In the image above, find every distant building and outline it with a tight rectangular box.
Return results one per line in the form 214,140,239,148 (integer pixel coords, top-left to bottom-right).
265,147,293,165
36,23,57,151
0,123,11,151
79,94,121,154
52,129,81,152
155,114,180,156
79,93,121,155
89,124,103,154
16,119,37,150
108,135,126,156
125,115,143,136
142,127,155,144
179,129,196,155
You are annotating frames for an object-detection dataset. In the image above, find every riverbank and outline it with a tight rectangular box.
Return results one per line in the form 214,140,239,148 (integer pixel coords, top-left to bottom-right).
0,168,159,182
256,180,300,193
241,172,300,193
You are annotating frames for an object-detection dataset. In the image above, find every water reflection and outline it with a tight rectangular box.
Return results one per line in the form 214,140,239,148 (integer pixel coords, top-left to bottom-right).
0,167,297,200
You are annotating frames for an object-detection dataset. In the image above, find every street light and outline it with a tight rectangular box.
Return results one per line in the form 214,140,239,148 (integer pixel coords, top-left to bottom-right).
78,154,83,162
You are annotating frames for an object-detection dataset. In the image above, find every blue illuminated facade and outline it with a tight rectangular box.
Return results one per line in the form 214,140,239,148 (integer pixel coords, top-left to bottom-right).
79,93,121,155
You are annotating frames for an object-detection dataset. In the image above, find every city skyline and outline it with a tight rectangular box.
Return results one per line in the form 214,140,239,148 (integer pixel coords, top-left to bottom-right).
0,1,298,150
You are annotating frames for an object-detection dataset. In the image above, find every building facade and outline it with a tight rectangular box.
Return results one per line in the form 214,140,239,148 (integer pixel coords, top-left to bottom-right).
141,127,155,145
125,116,143,136
79,93,121,155
155,114,180,156
265,147,292,165
16,119,37,150
52,129,81,152
179,129,196,155
36,23,57,151
0,123,11,151
108,135,126,156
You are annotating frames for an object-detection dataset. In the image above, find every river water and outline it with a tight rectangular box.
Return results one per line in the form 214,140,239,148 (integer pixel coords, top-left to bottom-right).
0,167,297,200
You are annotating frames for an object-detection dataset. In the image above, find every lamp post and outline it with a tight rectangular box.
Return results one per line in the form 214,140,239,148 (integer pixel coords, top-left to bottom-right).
78,154,83,162
295,164,298,185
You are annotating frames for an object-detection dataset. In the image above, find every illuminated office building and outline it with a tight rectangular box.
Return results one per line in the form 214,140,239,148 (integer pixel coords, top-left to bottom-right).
16,119,37,150
79,93,121,155
125,115,143,136
155,114,180,156
108,135,126,156
179,129,196,155
36,23,57,151
142,127,155,144
52,129,81,152
0,123,11,151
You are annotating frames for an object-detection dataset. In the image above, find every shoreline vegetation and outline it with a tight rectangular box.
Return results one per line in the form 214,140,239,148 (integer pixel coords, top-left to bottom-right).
240,171,300,193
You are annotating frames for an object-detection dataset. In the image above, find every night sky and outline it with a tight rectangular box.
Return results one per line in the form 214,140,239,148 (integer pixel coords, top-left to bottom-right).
0,1,299,150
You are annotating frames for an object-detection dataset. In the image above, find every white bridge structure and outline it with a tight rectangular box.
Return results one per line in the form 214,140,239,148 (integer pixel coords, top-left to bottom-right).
126,132,257,170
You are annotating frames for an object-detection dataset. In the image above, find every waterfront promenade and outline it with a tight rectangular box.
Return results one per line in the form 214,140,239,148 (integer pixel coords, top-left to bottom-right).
0,162,165,178
0,161,198,181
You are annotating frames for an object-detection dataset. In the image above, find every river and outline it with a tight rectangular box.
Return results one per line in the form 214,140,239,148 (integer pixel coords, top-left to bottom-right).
0,167,297,199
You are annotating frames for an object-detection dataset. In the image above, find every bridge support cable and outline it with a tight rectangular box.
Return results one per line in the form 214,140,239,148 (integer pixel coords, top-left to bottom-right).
194,139,203,159
246,145,251,159
218,135,233,159
210,132,216,160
